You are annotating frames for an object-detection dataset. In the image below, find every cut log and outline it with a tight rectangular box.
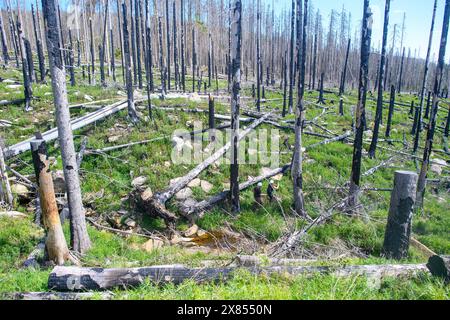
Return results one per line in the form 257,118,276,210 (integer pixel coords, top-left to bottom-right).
48,263,429,291
426,255,450,282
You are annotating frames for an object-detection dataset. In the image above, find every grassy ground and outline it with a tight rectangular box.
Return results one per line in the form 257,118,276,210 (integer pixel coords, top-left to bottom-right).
0,65,448,300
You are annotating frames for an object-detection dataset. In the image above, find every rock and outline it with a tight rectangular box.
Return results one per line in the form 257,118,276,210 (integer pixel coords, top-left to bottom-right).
131,176,148,188
172,136,184,152
3,79,15,83
197,229,208,237
170,234,194,245
123,218,136,228
141,187,153,201
141,239,164,252
107,135,120,143
430,164,443,175
52,170,66,194
84,94,93,101
0,211,27,218
273,173,284,181
200,180,213,193
6,84,22,89
183,224,199,237
188,178,201,188
11,184,30,197
164,161,171,168
175,188,193,200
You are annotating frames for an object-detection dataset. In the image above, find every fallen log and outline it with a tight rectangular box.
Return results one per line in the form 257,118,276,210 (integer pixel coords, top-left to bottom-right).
426,255,450,283
142,112,274,226
236,255,316,267
4,99,142,158
7,292,114,300
0,98,26,107
47,263,429,291
307,131,352,149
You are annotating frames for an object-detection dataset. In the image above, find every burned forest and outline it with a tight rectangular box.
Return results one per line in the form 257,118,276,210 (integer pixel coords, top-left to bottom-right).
0,0,449,301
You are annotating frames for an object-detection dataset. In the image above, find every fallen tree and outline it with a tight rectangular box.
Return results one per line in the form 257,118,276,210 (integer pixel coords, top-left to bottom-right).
47,263,429,291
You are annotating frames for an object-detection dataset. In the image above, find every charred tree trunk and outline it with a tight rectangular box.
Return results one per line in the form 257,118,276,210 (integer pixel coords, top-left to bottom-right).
17,21,32,112
31,139,70,265
292,0,308,217
256,0,261,112
180,0,185,92
397,47,405,94
25,39,35,84
89,18,95,85
32,4,45,83
158,17,166,97
385,85,396,137
165,0,171,90
414,0,438,153
130,0,137,84
109,2,116,82
339,38,351,96
317,72,325,104
42,0,91,254
230,0,242,214
122,2,139,123
0,11,9,64
144,0,153,118
424,91,432,119
117,0,126,85
368,0,391,159
416,0,450,209
173,1,179,90
68,30,75,87
282,51,288,117
135,0,142,89
0,144,13,207
288,0,295,114
348,0,372,210
191,27,196,93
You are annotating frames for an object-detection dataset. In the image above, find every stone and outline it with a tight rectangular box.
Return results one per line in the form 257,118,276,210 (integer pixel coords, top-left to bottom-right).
0,211,27,218
141,187,153,201
141,239,164,252
84,94,93,101
164,161,171,168
183,224,199,237
170,234,194,245
175,188,193,200
188,178,201,187
123,218,136,228
107,135,120,143
6,84,22,89
11,184,30,197
131,176,148,188
200,180,213,193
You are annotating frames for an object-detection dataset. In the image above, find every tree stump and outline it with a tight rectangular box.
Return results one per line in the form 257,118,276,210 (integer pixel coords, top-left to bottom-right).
383,171,418,260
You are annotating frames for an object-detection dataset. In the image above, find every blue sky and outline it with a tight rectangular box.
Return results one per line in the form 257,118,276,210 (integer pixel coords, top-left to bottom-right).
270,0,449,61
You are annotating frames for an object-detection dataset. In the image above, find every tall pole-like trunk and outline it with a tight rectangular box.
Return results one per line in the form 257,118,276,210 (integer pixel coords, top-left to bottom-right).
348,0,373,209
385,85,396,137
32,4,45,83
0,144,13,207
292,0,308,217
339,38,351,96
16,20,32,112
165,0,171,91
135,0,142,89
144,0,154,94
101,1,109,87
416,0,449,209
312,11,318,91
109,0,116,82
173,1,179,90
208,33,212,88
282,50,288,117
230,0,242,214
6,1,19,67
130,0,137,84
117,0,126,84
192,27,195,93
68,30,76,86
397,47,405,94
256,0,261,112
180,0,185,92
158,16,166,97
368,0,390,159
25,39,35,84
0,11,9,64
89,18,95,85
288,0,295,114
122,1,140,123
414,0,438,153
42,0,91,254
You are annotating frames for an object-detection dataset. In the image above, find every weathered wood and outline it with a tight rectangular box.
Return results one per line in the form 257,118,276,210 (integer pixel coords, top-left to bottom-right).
42,0,91,254
47,263,429,291
8,292,114,300
426,255,450,282
0,145,13,206
236,255,316,267
0,10,9,64
16,20,32,111
385,85,396,137
30,139,69,265
383,171,418,260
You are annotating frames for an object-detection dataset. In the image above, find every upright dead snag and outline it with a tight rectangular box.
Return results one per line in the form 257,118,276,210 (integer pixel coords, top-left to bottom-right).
256,0,261,112
288,0,295,114
180,0,186,92
173,1,179,90
0,144,13,207
122,1,139,123
144,0,153,118
32,4,46,83
117,0,126,84
292,0,308,217
0,11,9,64
339,39,351,96
16,20,32,112
42,0,91,254
191,27,196,93
368,0,391,159
165,0,171,90
348,0,373,210
385,85,396,138
230,0,242,214
158,16,166,97
135,0,142,89
31,139,70,265
417,0,450,209
414,0,438,153
89,18,95,85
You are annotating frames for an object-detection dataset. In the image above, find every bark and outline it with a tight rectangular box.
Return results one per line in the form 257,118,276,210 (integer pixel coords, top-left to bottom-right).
0,11,9,64
122,2,139,123
180,0,185,92
30,139,69,265
48,263,429,291
382,171,418,260
368,0,390,159
426,255,450,283
0,145,13,207
230,0,243,214
292,0,308,217
135,0,142,89
416,0,449,209
32,4,45,83
288,0,295,114
339,97,344,116
16,21,32,112
348,0,372,210
339,38,351,96
385,85,396,137
42,0,91,254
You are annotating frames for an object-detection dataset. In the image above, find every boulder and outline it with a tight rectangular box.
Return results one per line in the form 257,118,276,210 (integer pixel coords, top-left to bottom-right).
183,224,199,237
200,180,213,193
141,239,164,252
140,187,153,201
131,176,148,188
188,178,201,188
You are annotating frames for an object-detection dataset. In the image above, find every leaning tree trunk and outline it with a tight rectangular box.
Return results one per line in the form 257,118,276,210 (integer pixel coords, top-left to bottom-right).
414,0,438,154
42,0,91,254
16,20,32,112
31,139,70,265
122,1,139,123
416,0,450,210
292,0,308,217
368,0,391,159
348,0,372,210
230,0,242,214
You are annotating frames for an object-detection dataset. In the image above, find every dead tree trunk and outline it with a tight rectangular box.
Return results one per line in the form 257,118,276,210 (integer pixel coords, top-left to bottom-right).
0,145,13,207
339,38,351,96
282,51,288,117
68,31,75,87
256,0,261,112
416,0,450,210
16,21,32,112
144,0,153,119
424,91,432,119
158,16,166,97
317,72,325,104
25,39,35,84
0,11,9,64
191,27,195,93
89,18,95,85
6,2,19,68
165,0,171,90
122,2,139,123
117,0,125,85
180,0,185,92
427,255,450,283
208,95,215,130
414,0,438,153
288,0,295,114
385,85,396,137
42,0,91,254
30,139,70,265
348,0,372,210
135,0,142,89
173,1,179,90
368,0,391,159
109,1,115,82
397,47,405,94
100,1,109,88
32,4,45,83
292,0,308,217
339,97,344,116
383,171,418,260
230,0,243,214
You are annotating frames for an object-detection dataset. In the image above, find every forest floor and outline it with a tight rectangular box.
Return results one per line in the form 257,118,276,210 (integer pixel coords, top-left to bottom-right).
0,66,449,299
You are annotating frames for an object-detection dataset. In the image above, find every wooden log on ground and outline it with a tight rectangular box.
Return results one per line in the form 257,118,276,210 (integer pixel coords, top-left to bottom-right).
426,255,450,282
236,255,316,267
382,171,418,260
47,263,429,291
8,292,114,300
